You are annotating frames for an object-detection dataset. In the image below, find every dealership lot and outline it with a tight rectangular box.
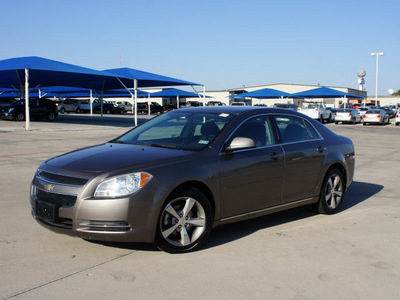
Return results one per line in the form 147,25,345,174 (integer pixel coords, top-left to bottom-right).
0,116,399,299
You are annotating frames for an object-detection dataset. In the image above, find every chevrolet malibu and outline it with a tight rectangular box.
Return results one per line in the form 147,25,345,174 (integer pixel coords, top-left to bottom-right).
30,107,355,253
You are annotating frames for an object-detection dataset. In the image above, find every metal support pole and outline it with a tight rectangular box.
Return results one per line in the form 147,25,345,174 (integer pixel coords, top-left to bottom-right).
25,68,30,131
148,92,151,116
90,90,93,115
134,79,138,127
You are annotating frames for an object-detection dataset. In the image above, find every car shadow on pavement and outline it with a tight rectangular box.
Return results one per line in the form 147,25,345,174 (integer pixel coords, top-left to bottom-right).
54,114,150,127
89,181,383,253
203,181,383,251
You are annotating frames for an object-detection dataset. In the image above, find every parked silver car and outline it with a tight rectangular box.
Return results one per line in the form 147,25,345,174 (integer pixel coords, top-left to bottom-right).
30,107,355,253
334,108,362,124
362,109,390,126
58,99,84,113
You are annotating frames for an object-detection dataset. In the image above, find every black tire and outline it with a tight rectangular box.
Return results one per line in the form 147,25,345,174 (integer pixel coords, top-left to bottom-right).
154,187,213,253
363,122,366,126
319,116,324,123
317,168,345,215
106,109,111,114
76,108,81,113
335,121,339,124
60,108,65,114
47,112,56,121
15,112,25,121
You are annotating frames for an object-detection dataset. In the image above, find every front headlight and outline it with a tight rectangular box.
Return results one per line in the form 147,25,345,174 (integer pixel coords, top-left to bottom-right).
8,107,15,113
94,172,152,198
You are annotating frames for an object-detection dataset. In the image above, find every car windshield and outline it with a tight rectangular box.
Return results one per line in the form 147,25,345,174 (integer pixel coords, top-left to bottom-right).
113,111,234,151
274,104,290,108
368,110,380,114
338,109,352,112
305,104,318,109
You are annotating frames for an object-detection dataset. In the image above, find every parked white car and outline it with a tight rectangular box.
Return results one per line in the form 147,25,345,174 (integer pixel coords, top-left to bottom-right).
297,102,331,123
231,102,250,106
395,110,400,126
334,108,362,124
362,109,390,126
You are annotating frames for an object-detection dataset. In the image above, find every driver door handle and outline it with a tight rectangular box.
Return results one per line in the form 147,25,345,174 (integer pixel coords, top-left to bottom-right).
317,146,327,153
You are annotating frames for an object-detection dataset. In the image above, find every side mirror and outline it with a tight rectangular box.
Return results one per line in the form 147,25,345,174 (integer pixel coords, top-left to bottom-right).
225,137,256,152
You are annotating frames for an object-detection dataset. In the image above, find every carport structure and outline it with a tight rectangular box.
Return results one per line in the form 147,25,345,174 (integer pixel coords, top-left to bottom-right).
0,56,202,129
230,88,292,105
149,88,206,109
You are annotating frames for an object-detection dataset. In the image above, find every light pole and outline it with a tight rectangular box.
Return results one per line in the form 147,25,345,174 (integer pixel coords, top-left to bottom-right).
371,52,384,105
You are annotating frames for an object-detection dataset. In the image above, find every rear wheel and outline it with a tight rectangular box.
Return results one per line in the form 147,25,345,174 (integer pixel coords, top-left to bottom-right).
154,187,213,253
60,108,65,114
76,108,81,113
16,112,25,121
47,112,56,121
317,169,344,214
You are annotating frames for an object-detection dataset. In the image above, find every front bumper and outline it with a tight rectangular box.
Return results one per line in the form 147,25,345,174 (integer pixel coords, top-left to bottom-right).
30,169,161,243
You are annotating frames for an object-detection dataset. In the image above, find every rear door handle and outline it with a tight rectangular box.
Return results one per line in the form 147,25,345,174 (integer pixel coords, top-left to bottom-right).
317,146,327,153
271,152,283,160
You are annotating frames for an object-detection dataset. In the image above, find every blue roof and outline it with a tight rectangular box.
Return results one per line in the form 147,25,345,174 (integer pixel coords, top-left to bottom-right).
149,88,203,98
0,56,129,90
231,88,292,99
104,68,200,88
291,87,363,99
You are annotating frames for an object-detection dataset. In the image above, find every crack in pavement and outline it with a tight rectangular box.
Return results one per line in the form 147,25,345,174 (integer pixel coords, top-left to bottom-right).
3,251,136,300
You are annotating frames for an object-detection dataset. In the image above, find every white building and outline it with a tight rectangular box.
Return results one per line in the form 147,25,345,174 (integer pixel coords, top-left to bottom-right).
205,83,367,108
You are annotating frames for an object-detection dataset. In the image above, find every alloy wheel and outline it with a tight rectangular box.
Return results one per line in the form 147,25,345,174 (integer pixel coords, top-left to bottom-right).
160,196,206,247
324,173,343,210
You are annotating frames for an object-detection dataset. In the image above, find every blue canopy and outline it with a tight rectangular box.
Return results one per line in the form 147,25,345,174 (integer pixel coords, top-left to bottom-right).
231,88,292,99
60,90,149,98
104,68,199,88
291,87,363,99
149,88,203,98
0,56,131,90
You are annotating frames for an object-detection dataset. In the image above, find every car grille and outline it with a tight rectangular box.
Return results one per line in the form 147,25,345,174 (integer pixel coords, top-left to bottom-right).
33,187,77,229
35,188,77,207
37,170,88,186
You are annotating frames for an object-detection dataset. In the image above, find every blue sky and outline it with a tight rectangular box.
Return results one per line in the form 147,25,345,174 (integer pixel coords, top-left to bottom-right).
1,0,399,95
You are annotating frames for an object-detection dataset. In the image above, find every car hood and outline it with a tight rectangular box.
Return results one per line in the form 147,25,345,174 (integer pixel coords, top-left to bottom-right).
45,143,193,173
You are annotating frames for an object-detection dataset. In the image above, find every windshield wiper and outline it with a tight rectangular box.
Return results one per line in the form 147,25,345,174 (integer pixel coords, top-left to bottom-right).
143,143,178,149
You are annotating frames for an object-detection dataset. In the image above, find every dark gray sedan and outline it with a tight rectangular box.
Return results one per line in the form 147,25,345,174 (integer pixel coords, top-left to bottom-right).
30,107,355,253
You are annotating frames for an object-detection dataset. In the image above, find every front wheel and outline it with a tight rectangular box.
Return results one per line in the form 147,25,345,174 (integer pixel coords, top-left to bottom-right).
154,187,213,253
317,169,345,214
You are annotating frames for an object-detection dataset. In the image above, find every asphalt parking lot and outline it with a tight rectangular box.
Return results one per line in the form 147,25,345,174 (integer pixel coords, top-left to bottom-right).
1,115,399,299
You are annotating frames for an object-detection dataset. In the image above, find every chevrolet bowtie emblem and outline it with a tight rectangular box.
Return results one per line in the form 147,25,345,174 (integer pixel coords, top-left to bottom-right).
44,184,54,191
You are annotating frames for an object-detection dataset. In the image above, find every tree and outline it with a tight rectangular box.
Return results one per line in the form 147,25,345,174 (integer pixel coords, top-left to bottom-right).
392,90,400,96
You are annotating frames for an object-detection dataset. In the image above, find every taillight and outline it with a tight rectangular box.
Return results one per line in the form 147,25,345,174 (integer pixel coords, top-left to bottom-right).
334,113,337,116
397,114,399,118
377,115,381,118
298,108,300,111
363,115,367,118
315,108,318,111
349,113,352,116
